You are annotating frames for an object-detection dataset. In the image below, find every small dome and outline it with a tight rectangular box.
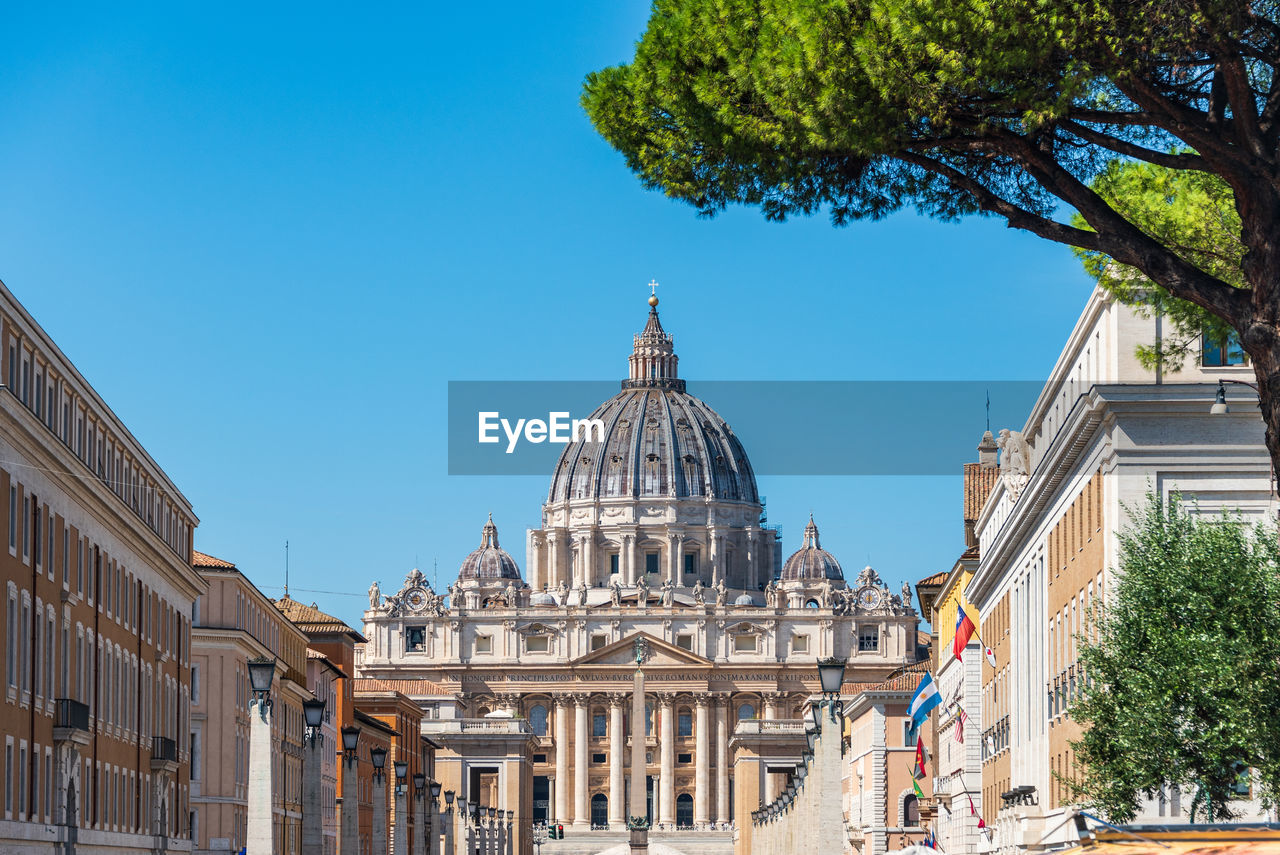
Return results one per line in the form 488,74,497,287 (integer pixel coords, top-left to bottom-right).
781,517,844,582
458,515,522,582
734,593,756,606
530,590,558,606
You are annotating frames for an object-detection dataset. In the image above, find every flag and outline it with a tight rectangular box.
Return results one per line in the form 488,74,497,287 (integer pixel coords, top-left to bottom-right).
913,776,924,798
954,704,968,743
968,794,986,830
954,606,976,661
915,735,928,778
984,645,997,667
908,672,942,725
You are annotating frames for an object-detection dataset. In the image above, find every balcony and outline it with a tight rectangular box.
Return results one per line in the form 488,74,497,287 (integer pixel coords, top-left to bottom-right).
53,699,91,746
151,736,178,773
733,719,808,736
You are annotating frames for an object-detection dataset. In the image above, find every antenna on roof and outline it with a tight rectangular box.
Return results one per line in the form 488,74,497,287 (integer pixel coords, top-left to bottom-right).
986,388,991,432
433,558,438,591
284,541,289,598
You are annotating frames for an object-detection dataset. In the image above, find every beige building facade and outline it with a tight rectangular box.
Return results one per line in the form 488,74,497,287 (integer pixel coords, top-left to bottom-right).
0,279,202,855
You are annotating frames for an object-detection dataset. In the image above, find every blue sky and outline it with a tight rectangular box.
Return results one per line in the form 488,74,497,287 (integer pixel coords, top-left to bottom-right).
0,2,1094,629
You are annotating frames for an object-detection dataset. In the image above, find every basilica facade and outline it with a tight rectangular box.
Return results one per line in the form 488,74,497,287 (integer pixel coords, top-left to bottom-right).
356,297,921,853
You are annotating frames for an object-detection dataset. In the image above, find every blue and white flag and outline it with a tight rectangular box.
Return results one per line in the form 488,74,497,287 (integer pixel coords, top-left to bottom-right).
908,672,942,725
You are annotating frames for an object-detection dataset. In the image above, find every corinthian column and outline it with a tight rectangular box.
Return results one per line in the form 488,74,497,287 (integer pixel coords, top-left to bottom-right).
715,696,730,824
554,697,569,825
574,695,590,827
658,694,675,827
609,694,625,827
694,696,710,828
548,533,561,589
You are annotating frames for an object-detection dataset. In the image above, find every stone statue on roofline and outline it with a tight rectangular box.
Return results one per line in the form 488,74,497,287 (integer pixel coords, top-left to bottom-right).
692,579,705,605
368,581,381,610
714,577,727,606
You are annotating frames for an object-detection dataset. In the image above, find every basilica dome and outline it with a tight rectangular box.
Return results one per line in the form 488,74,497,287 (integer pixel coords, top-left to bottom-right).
781,517,844,582
546,301,759,504
458,515,523,582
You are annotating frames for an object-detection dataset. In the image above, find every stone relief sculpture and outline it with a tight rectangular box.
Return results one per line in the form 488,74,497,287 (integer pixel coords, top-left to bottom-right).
692,579,705,605
997,428,1032,498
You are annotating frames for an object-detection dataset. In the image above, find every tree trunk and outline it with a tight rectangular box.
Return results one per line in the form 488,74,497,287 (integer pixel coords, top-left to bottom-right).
1247,328,1280,495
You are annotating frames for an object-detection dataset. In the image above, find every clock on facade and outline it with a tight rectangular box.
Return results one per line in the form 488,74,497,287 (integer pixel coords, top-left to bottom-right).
405,587,429,612
856,586,882,610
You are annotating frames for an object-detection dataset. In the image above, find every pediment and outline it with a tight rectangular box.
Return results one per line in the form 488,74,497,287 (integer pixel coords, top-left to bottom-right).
570,631,712,667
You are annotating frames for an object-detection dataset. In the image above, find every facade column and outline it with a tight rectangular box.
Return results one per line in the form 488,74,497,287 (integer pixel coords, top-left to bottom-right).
573,695,590,827
629,534,640,586
675,535,686,587
666,534,677,585
608,694,625,827
763,692,779,720
583,530,595,588
694,696,710,828
746,530,757,592
553,697,569,825
715,696,730,825
547,533,561,589
707,528,719,586
528,534,543,592
658,694,675,827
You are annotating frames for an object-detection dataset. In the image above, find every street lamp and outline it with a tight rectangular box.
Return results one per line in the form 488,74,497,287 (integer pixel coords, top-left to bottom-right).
245,657,276,855
393,761,409,855
816,657,847,700
370,747,388,855
340,727,360,855
301,697,327,855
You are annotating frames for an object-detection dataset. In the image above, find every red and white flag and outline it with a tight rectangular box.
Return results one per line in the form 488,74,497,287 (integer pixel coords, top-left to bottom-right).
984,646,997,667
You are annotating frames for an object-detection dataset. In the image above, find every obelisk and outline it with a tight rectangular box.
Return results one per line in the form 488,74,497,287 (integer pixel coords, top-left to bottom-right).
629,637,651,854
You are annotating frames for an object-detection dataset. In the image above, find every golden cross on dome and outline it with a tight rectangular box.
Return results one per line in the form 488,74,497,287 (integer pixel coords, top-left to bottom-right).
647,279,660,307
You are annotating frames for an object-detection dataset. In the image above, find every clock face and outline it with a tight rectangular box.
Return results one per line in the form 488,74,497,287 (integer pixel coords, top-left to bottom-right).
405,587,428,612
857,586,882,610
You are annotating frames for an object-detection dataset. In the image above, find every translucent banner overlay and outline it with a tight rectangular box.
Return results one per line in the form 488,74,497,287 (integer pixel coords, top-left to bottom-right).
446,380,1073,476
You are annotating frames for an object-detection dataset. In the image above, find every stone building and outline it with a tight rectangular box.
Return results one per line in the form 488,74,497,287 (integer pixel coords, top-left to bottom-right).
0,280,202,855
356,298,921,855
190,550,311,855
962,287,1276,853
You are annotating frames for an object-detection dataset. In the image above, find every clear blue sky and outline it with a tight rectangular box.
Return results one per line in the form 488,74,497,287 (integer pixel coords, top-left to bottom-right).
0,2,1094,629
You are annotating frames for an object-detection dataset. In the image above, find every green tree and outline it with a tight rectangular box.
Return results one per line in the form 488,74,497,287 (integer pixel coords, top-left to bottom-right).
1068,493,1280,821
581,0,1280,474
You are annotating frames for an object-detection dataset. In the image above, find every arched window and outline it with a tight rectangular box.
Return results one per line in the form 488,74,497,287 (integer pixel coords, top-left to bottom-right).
591,793,608,828
676,793,694,828
737,704,755,721
903,794,919,826
529,704,548,737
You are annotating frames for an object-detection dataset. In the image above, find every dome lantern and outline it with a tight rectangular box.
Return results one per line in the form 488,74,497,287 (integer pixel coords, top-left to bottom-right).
781,516,844,582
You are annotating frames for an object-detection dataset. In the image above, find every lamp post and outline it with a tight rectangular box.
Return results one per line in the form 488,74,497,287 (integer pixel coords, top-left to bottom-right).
442,790,455,855
413,774,427,855
394,761,409,855
371,746,388,855
428,781,442,855
341,727,361,855
246,656,276,855
531,821,546,855
455,798,469,855
302,698,327,855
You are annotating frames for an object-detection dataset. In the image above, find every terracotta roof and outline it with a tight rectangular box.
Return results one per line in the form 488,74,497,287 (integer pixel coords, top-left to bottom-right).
272,595,366,642
964,463,1000,521
355,677,448,696
916,570,948,588
192,550,237,569
917,630,931,648
841,659,931,695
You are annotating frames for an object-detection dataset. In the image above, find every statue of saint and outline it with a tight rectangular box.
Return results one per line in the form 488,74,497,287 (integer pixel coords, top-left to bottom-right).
636,576,650,608
368,581,381,610
764,580,778,608
691,579,705,605
504,581,519,607
820,577,833,608
557,579,570,607
576,580,589,607
714,578,727,606
901,581,914,612
660,578,674,607
610,579,622,607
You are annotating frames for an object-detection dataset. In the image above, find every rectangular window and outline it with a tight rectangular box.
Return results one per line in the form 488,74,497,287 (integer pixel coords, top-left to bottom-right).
22,496,29,559
405,627,425,652
62,527,69,586
525,635,549,653
590,634,607,651
18,747,25,817
7,486,14,551
474,635,492,654
859,628,879,651
3,744,9,816
684,553,697,579
1203,329,1247,366
77,540,84,596
610,554,619,575
734,634,756,653
677,752,693,764
592,713,607,737
792,634,809,654
5,597,14,688
678,712,692,737
191,664,200,705
645,553,659,575
591,753,606,764
675,633,693,651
